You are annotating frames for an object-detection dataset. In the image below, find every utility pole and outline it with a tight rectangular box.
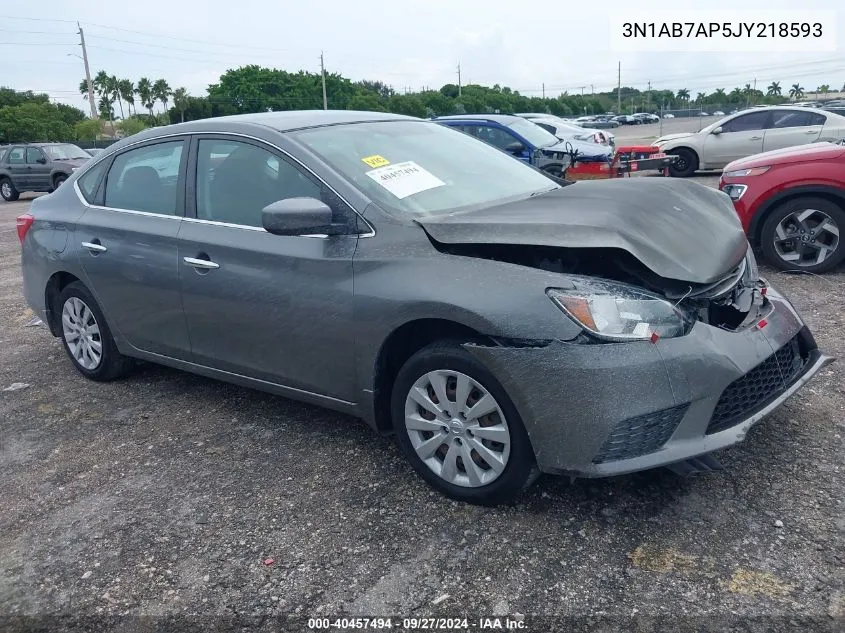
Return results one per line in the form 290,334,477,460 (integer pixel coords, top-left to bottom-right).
457,62,461,97
591,84,595,95
542,82,545,99
617,61,621,114
320,51,328,110
647,80,652,109
78,23,97,119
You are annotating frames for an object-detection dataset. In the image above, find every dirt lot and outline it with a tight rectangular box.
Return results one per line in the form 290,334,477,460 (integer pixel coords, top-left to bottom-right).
611,116,722,145
0,186,843,632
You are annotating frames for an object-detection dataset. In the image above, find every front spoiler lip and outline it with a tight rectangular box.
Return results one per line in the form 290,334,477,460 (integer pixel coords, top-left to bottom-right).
567,349,835,478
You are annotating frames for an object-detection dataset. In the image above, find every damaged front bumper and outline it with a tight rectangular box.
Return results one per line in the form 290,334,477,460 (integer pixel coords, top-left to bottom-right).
465,283,834,477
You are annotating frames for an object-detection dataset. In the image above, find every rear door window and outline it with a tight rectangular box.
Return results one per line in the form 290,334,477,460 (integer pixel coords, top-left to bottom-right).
104,141,185,215
770,110,826,128
7,147,25,164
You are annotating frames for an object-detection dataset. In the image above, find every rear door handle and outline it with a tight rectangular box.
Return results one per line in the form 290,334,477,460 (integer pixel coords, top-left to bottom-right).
81,241,107,253
748,136,762,140
805,130,819,134
183,256,219,270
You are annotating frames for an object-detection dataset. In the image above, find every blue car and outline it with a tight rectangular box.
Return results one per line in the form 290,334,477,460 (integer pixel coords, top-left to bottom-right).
434,114,612,177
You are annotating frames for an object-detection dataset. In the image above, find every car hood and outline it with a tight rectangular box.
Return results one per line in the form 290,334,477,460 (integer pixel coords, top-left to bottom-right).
655,132,696,144
725,142,845,170
416,178,748,285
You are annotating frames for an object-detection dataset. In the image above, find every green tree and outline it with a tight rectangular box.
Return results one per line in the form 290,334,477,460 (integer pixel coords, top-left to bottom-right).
117,117,147,137
0,102,73,143
817,84,830,94
676,88,690,102
108,75,124,119
119,79,135,115
74,118,101,142
767,81,781,97
789,83,804,100
136,78,155,118
153,79,171,112
172,87,189,122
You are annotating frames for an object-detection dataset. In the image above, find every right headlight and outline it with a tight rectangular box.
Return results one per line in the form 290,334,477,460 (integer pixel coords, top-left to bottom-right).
547,278,693,341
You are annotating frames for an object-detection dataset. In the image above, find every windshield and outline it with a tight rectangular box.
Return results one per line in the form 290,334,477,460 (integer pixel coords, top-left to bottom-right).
505,118,559,148
43,144,91,160
292,121,559,216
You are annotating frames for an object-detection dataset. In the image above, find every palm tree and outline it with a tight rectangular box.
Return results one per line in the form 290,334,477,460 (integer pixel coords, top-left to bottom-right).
92,71,117,133
136,78,155,118
108,75,124,120
79,78,92,103
153,79,171,115
696,92,706,104
789,83,804,100
172,87,189,123
766,81,781,97
118,79,135,116
676,88,690,103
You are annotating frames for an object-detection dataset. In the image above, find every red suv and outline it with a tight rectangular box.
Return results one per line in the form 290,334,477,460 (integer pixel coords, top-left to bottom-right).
719,142,845,273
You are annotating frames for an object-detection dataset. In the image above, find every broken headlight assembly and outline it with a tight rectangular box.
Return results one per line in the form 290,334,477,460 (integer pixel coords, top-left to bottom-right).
547,278,693,341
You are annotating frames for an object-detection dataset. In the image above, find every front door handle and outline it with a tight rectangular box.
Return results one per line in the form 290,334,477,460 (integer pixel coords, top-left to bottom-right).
183,256,219,270
748,136,762,141
81,241,107,253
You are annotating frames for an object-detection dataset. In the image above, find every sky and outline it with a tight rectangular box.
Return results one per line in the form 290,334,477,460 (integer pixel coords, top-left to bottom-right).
1,0,843,112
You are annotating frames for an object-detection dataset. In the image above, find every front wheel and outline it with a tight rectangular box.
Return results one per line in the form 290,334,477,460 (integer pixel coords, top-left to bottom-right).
1,177,19,202
391,341,538,505
53,174,68,189
760,197,845,273
667,148,698,177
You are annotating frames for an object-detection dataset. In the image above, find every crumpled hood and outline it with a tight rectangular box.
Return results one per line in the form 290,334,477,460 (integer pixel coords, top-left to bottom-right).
417,178,748,284
547,139,612,162
655,132,696,144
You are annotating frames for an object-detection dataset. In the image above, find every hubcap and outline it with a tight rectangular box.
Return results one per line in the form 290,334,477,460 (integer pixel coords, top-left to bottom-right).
61,297,103,370
773,209,840,267
404,370,511,488
1,182,10,197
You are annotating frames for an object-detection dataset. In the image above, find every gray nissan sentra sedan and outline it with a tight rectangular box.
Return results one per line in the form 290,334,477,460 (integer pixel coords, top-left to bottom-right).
18,111,833,505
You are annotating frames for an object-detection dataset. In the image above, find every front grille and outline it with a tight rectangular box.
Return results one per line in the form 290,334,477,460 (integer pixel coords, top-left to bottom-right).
592,404,689,464
706,336,806,434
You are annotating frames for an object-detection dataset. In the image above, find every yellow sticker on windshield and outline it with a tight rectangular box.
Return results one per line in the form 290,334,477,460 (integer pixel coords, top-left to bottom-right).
362,155,390,168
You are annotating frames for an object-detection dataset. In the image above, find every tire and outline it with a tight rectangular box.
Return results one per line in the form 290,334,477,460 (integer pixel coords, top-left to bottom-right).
667,148,698,177
56,281,133,381
391,341,538,505
53,174,68,189
1,177,20,202
760,197,845,273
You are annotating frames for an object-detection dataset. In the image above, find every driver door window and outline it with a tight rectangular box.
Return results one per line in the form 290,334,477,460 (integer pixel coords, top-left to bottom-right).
474,126,520,151
195,139,323,228
25,148,45,164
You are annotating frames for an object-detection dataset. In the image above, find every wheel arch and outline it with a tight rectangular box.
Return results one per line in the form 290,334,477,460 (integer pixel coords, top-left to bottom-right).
371,318,493,433
748,185,845,246
44,271,83,336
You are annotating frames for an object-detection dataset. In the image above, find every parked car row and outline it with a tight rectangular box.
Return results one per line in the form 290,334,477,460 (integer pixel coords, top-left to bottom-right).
14,110,833,505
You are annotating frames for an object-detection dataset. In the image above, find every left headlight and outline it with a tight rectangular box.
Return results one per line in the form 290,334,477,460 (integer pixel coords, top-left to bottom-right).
547,278,692,341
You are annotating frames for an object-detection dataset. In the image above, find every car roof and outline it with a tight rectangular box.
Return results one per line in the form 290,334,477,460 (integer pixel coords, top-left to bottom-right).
434,114,520,124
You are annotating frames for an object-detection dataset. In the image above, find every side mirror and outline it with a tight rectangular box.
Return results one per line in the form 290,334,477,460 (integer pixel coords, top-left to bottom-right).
36,157,47,164
711,126,723,135
505,141,525,155
261,197,337,236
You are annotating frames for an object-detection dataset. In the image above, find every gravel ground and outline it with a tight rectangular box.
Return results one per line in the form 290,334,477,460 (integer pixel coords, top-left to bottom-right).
0,186,843,632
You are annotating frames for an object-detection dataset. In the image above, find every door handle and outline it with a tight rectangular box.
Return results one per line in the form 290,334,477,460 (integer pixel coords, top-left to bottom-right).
81,241,107,253
183,256,219,270
805,130,818,134
748,136,762,140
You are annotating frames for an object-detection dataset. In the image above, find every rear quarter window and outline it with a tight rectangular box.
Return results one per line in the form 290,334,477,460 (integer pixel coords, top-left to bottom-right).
77,160,109,204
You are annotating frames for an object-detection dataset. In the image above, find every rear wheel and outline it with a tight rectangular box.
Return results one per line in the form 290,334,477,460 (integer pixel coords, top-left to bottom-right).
391,341,538,505
0,177,19,202
667,148,698,177
760,197,845,273
53,174,68,189
57,282,133,381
